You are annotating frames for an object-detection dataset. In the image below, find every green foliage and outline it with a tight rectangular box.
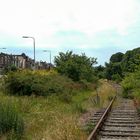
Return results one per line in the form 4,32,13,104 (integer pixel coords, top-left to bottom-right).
54,51,98,82
105,62,123,81
79,79,98,91
72,103,87,114
3,70,95,98
58,91,73,103
0,79,113,139
110,52,124,63
121,48,140,73
2,65,18,74
105,47,140,81
85,122,95,134
3,70,75,96
105,52,124,81
94,65,105,79
0,99,24,139
111,74,122,83
121,69,140,98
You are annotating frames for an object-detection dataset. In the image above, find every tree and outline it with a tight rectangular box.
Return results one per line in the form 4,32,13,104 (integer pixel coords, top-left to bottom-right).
110,52,124,63
104,47,140,81
105,62,123,81
54,51,97,82
94,65,105,79
121,48,140,73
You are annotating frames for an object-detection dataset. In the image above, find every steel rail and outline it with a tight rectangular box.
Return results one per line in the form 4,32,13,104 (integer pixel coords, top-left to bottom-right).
87,96,116,140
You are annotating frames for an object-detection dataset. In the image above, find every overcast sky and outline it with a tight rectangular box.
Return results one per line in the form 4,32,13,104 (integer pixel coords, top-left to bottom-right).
0,0,140,64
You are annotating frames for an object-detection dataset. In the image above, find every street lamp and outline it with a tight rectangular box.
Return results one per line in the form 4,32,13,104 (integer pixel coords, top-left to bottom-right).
22,36,36,70
43,50,51,64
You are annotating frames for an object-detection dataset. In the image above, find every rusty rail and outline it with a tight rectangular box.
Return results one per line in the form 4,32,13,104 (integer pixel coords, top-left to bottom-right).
87,96,116,140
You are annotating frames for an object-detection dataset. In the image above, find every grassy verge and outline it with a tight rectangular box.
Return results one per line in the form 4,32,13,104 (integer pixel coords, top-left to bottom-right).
0,79,116,140
0,96,24,140
0,91,92,140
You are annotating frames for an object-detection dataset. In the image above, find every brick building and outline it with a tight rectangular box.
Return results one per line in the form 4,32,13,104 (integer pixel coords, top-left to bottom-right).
0,53,33,70
0,52,53,71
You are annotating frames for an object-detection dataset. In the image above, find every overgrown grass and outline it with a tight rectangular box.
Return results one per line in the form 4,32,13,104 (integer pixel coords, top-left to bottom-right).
0,96,24,140
0,72,117,139
121,70,140,112
88,80,116,108
0,91,92,139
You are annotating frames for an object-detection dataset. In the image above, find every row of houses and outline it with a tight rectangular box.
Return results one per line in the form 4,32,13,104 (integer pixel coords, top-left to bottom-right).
0,52,51,71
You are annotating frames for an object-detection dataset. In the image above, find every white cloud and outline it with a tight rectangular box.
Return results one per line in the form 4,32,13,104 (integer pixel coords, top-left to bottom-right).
0,0,139,49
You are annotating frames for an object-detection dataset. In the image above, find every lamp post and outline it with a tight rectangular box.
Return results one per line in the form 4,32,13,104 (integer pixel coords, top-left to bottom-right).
22,36,35,70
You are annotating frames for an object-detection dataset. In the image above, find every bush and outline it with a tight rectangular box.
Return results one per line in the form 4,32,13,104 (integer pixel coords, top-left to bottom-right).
121,70,140,98
3,70,75,97
2,65,18,74
0,99,24,139
112,74,122,83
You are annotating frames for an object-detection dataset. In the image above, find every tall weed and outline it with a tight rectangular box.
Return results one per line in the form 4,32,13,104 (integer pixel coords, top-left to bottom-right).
0,99,24,139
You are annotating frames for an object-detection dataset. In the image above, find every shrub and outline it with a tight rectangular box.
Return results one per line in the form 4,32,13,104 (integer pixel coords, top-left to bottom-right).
0,99,24,139
121,70,140,99
2,65,18,74
112,74,122,83
3,70,75,97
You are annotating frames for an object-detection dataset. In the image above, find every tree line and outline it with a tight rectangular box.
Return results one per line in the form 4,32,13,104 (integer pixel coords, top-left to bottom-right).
95,47,140,82
54,47,140,102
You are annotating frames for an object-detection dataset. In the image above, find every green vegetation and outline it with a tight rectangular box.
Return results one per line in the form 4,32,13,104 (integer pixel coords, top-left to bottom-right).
110,52,124,63
121,68,140,112
54,51,98,82
104,47,140,82
0,98,24,139
94,65,105,79
107,48,140,110
3,70,75,97
2,65,18,74
121,48,140,73
82,80,116,134
0,79,116,139
101,47,140,109
0,90,92,139
122,69,140,99
0,51,122,139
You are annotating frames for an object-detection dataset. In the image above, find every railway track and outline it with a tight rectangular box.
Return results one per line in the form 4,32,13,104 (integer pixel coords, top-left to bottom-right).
87,98,140,140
